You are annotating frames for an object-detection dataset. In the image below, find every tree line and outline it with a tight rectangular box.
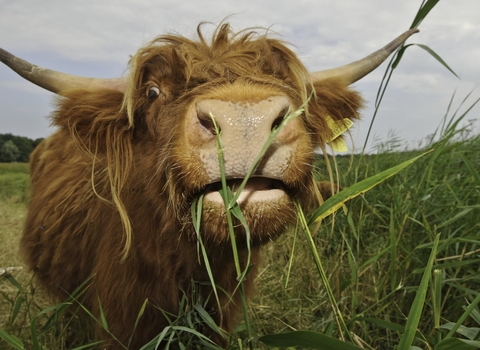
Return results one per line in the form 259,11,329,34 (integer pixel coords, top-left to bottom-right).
0,134,44,163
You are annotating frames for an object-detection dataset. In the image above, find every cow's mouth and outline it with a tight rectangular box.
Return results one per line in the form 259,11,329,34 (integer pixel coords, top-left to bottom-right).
203,177,287,204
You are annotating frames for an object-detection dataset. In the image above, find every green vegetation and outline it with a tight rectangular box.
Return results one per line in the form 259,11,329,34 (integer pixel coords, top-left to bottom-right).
0,134,43,163
252,116,480,349
1,117,479,349
0,163,30,202
2,2,479,349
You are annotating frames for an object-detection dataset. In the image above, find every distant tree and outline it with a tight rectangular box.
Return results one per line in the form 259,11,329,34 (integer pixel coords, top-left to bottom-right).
0,133,44,162
0,140,21,162
11,136,33,162
32,138,44,149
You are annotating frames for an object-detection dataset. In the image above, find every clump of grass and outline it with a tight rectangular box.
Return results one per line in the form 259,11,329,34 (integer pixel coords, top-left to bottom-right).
250,91,480,349
0,163,30,202
0,271,100,349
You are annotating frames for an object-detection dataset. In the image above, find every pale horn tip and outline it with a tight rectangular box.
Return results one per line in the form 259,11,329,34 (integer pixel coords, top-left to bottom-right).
310,28,420,85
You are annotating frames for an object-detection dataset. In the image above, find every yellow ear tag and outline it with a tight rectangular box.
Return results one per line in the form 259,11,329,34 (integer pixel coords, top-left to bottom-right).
325,115,353,153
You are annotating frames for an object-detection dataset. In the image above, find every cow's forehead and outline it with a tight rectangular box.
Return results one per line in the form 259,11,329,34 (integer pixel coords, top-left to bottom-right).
194,80,296,104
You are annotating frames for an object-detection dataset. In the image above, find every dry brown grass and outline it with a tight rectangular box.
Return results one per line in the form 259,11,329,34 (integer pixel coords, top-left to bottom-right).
0,197,28,326
0,197,25,266
0,165,55,344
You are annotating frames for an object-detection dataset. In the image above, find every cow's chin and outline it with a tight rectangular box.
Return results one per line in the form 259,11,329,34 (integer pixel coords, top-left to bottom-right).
198,178,297,247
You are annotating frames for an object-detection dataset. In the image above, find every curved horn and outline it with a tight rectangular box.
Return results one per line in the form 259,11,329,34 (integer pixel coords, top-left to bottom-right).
311,28,419,85
0,48,127,95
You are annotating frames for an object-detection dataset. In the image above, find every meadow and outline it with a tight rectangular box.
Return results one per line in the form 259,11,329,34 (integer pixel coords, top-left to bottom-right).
1,108,479,349
1,2,479,348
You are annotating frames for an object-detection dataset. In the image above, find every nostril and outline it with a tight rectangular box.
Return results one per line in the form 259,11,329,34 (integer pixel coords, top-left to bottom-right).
271,116,283,131
198,112,219,135
271,108,289,131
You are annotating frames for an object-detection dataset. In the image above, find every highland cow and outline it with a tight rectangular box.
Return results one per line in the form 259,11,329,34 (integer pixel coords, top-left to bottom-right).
0,23,417,348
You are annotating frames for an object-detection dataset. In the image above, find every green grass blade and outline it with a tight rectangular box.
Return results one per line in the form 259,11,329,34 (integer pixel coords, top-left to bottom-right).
440,323,480,340
434,338,480,350
357,246,390,272
0,327,24,349
284,219,299,289
259,330,363,349
391,42,459,80
190,194,221,312
166,326,220,349
140,326,171,350
222,99,307,209
71,341,105,349
38,301,74,336
410,0,440,28
4,275,24,292
363,0,440,152
30,317,39,350
209,108,255,348
355,317,407,335
432,269,442,329
391,43,414,70
97,295,109,331
445,293,480,339
193,304,225,337
208,116,243,279
11,296,25,324
296,203,352,343
397,234,440,350
389,208,397,293
308,151,430,225
461,153,480,183
414,44,459,78
128,298,149,349
354,317,434,344
469,308,480,326
437,208,473,229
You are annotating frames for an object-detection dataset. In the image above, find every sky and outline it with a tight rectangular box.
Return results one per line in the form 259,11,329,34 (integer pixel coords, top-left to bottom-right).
0,0,479,153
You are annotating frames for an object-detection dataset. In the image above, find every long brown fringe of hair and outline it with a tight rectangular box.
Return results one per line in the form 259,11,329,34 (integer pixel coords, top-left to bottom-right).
62,22,361,260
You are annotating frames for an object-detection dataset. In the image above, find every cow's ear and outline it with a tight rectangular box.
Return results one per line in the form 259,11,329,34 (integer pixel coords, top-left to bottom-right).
52,89,129,155
308,79,364,149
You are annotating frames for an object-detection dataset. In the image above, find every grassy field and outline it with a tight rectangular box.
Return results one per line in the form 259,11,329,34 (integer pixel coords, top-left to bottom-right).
1,117,479,349
0,163,29,269
251,132,480,349
4,3,479,349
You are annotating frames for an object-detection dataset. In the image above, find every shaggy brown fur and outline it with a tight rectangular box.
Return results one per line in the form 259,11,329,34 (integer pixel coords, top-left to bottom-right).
21,23,363,349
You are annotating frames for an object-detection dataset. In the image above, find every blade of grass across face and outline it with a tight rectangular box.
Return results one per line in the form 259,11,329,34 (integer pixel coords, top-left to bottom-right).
209,112,254,348
219,95,310,210
308,151,431,225
205,94,311,350
191,194,222,315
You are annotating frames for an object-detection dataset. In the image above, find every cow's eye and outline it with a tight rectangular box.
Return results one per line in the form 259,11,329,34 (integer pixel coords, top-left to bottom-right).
147,86,160,101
